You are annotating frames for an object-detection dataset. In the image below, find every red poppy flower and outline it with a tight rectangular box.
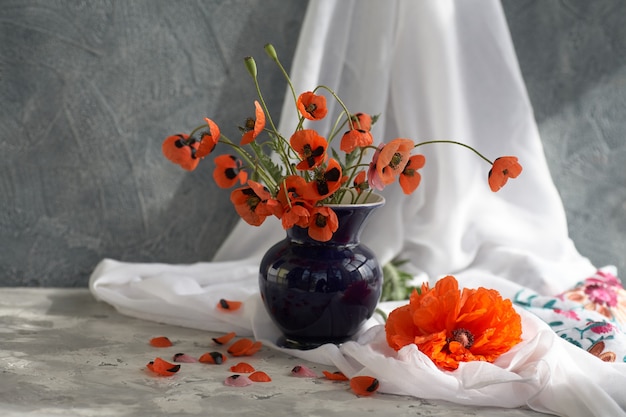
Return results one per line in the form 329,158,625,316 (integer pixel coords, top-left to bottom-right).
290,129,328,170
399,154,426,194
240,101,265,145
385,275,522,371
307,206,339,242
350,112,372,132
230,181,280,226
196,118,221,158
488,156,523,192
162,134,200,171
297,91,328,120
374,138,414,186
352,170,368,194
302,159,344,201
213,154,248,189
340,128,373,153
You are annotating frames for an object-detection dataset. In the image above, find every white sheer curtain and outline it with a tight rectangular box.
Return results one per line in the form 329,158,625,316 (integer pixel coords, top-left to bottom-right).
91,1,626,415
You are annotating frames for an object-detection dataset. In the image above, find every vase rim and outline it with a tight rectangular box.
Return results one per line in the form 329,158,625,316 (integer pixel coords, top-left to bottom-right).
325,192,385,208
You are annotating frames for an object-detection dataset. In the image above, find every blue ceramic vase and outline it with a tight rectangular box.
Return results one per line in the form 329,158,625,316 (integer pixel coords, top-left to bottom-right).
259,193,385,349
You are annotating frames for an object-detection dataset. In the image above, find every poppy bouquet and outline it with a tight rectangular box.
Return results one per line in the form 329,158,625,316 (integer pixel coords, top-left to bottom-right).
162,44,523,242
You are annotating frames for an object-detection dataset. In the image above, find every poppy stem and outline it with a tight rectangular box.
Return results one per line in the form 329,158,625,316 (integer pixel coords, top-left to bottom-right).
264,43,298,109
244,56,295,178
414,140,494,165
315,85,355,130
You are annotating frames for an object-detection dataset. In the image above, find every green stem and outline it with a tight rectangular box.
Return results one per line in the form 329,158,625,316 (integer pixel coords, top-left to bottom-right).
414,140,493,165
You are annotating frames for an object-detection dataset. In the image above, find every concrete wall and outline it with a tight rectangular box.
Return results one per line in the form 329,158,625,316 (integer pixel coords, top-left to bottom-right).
1,0,624,286
502,0,626,279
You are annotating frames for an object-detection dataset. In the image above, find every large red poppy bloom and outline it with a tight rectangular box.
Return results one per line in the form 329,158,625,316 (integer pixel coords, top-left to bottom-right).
213,154,248,188
385,275,522,371
290,129,328,170
307,206,338,242
488,156,523,192
162,134,200,171
240,101,265,145
196,118,221,158
399,154,426,194
296,91,328,121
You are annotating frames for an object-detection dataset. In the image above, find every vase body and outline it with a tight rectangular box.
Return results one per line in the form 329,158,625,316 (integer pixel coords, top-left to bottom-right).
259,194,384,349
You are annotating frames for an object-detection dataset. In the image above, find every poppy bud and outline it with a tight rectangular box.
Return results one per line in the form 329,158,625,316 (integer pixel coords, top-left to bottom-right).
264,43,278,62
244,56,257,78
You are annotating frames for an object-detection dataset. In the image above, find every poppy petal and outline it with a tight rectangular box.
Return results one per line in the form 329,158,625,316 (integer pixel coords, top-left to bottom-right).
291,365,317,378
322,370,349,381
198,351,227,364
172,353,197,363
249,371,272,382
149,336,173,348
230,362,255,373
217,299,243,312
224,374,253,387
227,338,255,356
350,376,379,396
212,331,236,345
147,357,181,376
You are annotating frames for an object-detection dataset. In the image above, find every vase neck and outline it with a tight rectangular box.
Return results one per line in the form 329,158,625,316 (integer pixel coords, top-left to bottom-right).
286,202,382,246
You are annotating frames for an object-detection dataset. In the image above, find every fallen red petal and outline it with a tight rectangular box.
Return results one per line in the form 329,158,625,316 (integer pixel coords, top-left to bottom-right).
291,364,317,378
227,338,254,356
230,362,255,373
224,374,253,387
322,370,349,381
249,371,272,382
172,353,197,363
149,336,173,348
217,299,243,312
243,341,263,356
212,331,236,345
147,357,180,376
198,351,227,364
350,376,379,396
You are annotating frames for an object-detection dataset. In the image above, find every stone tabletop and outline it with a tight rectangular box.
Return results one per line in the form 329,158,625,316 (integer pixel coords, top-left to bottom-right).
0,288,547,417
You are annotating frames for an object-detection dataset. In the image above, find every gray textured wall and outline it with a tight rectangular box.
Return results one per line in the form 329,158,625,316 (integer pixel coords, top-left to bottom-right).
502,0,626,279
1,0,307,285
1,0,624,286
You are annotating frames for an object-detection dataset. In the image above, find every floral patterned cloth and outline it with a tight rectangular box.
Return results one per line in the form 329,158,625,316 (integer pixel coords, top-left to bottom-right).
514,267,626,362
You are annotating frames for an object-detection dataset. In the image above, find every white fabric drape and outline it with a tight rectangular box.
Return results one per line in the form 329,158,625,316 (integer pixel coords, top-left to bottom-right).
90,1,626,416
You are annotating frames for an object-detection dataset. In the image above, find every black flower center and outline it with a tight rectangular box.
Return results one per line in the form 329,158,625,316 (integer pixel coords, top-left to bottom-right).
451,328,474,349
390,152,403,169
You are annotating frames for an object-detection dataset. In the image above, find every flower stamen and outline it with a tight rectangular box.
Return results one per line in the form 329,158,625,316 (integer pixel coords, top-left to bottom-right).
451,328,475,349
